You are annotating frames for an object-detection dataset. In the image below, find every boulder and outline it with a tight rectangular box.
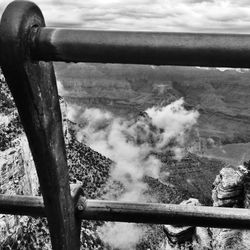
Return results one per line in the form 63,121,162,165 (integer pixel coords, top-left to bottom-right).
162,198,212,250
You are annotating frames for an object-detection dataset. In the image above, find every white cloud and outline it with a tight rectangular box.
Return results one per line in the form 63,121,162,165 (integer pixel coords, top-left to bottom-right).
1,0,250,33
72,98,199,202
70,99,199,248
97,222,146,250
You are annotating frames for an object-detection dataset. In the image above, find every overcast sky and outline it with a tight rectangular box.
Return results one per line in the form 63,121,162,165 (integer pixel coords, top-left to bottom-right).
1,0,250,33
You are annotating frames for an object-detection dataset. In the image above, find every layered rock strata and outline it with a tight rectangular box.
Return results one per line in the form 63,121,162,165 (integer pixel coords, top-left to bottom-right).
211,166,247,250
243,160,250,208
212,167,245,208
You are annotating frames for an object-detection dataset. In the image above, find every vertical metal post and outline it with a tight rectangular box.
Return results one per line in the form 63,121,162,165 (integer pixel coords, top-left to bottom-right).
0,1,80,249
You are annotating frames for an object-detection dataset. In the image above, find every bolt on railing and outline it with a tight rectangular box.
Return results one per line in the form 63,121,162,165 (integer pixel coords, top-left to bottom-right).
1,1,250,250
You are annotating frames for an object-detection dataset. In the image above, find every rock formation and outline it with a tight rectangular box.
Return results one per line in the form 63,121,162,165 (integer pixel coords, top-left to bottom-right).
211,166,247,250
0,133,40,244
162,165,250,250
243,160,250,208
212,166,245,208
0,69,40,243
162,198,212,250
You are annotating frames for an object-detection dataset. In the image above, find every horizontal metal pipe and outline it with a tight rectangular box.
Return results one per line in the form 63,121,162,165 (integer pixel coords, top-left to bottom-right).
81,199,250,229
1,195,250,229
0,195,45,217
33,28,250,67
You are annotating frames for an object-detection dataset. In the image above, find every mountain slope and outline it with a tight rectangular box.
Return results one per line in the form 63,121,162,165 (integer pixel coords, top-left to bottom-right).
56,63,250,144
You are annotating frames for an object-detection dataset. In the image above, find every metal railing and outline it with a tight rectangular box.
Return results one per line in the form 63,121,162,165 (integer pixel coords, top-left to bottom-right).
0,1,250,250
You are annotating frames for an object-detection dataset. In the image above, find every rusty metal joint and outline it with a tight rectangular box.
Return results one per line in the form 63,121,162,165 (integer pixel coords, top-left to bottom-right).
76,196,87,212
70,183,86,216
